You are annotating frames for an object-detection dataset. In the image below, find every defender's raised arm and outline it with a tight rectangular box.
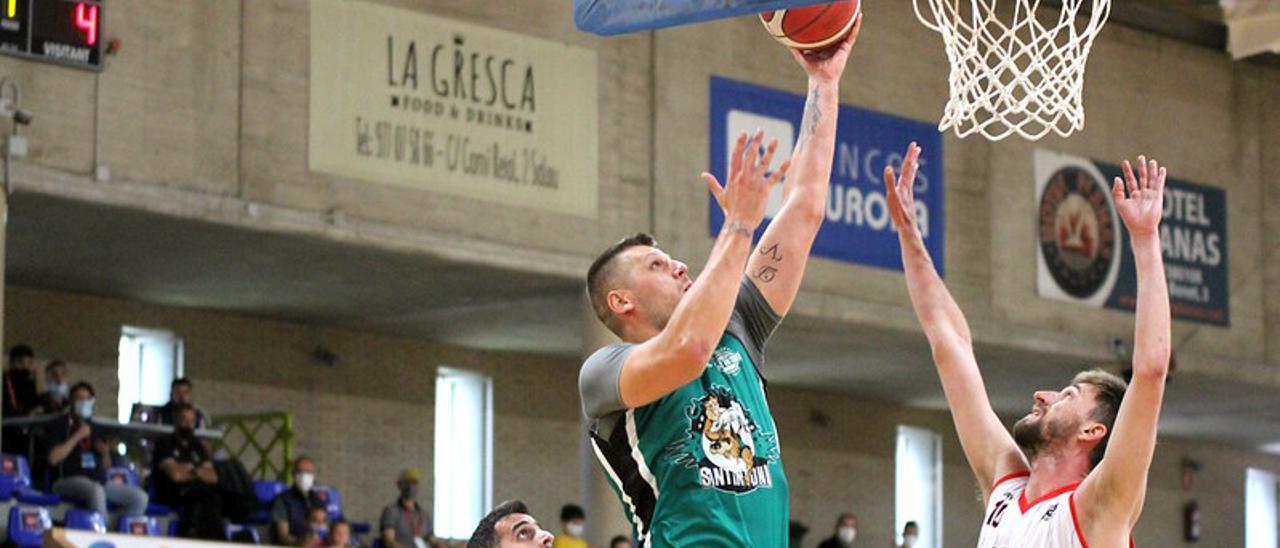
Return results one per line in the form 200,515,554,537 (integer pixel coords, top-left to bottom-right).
884,143,1027,496
1075,157,1172,545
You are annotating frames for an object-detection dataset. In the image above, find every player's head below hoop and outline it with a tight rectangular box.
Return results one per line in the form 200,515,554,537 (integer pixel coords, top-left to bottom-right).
1012,369,1127,470
587,233,689,342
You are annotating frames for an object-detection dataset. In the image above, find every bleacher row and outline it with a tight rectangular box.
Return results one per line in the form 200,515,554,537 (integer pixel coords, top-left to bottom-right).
0,453,370,547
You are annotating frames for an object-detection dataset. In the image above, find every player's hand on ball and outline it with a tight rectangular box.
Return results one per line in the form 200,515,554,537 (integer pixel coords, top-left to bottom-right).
702,129,791,232
884,141,923,238
1113,155,1167,238
790,13,862,82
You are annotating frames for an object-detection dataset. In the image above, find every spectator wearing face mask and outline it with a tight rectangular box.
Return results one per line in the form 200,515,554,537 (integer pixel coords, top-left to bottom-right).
894,521,919,548
304,506,331,547
272,456,327,546
46,382,148,515
152,403,223,539
550,504,586,548
816,513,858,548
380,467,444,548
39,360,71,413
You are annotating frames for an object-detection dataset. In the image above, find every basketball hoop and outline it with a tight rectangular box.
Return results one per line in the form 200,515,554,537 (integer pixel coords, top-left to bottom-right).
912,0,1112,141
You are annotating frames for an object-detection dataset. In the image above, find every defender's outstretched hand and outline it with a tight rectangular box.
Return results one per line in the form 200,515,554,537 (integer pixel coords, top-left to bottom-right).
789,13,862,82
884,142,923,238
702,129,791,231
1113,155,1167,238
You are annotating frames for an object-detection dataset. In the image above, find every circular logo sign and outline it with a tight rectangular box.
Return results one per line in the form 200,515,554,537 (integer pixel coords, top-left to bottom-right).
1038,166,1117,299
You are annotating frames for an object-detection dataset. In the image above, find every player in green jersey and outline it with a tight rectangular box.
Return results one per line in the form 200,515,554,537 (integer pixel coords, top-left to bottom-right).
578,17,862,548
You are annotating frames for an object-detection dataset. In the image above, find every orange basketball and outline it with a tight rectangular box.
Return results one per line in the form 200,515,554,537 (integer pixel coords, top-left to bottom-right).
760,0,860,51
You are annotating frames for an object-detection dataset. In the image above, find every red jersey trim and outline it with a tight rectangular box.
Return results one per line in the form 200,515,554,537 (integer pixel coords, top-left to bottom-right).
1069,492,1136,548
989,471,1031,499
1069,492,1090,548
1019,481,1080,514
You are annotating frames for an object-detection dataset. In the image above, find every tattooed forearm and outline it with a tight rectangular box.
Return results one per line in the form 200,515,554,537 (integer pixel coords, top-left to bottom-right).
755,265,779,283
759,242,783,262
795,84,822,150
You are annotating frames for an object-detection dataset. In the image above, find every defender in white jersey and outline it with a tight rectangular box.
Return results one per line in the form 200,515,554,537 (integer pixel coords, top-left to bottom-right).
884,144,1172,548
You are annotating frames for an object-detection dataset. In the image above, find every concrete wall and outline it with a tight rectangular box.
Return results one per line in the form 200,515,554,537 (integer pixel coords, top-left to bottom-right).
8,285,1280,546
5,0,1273,383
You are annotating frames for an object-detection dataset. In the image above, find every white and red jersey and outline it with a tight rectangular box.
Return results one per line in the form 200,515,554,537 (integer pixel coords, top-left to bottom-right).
976,472,1094,548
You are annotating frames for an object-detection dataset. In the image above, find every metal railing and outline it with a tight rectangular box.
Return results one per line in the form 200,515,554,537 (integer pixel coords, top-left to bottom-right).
210,412,294,481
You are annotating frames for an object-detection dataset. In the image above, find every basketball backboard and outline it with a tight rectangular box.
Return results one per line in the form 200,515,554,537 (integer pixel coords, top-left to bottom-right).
574,0,832,35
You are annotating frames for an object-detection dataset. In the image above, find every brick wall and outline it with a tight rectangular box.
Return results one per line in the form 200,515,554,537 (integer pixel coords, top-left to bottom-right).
9,285,1280,546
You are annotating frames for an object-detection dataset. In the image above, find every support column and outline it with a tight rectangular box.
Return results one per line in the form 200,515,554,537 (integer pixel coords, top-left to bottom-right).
580,295,631,546
0,190,8,455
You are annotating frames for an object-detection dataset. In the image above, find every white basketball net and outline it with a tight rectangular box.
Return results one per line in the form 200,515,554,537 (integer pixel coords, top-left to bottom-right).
912,0,1112,141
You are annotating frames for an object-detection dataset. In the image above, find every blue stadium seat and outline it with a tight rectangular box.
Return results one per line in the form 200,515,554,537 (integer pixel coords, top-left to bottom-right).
314,485,342,521
106,466,171,516
144,482,174,516
119,515,160,536
225,523,261,544
64,509,107,532
105,466,137,487
7,505,52,548
0,453,32,500
2,454,60,506
314,485,372,534
249,479,285,525
168,519,181,537
254,479,286,504
13,487,61,506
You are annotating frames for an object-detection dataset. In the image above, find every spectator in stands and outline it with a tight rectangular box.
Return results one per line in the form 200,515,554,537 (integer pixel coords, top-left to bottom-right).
3,344,40,451
39,360,71,413
609,536,631,548
152,402,223,539
46,382,148,515
816,513,859,548
380,467,444,548
466,500,553,548
305,506,331,547
272,456,327,546
894,521,919,548
551,504,586,548
330,519,360,548
157,378,210,428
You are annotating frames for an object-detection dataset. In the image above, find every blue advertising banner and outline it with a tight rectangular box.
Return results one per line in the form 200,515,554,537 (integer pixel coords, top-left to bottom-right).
708,77,945,275
1034,149,1229,325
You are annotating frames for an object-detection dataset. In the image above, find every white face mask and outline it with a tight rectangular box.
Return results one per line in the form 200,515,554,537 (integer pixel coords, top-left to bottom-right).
566,522,585,538
47,381,68,397
902,534,918,547
838,527,857,544
296,472,315,492
73,399,95,419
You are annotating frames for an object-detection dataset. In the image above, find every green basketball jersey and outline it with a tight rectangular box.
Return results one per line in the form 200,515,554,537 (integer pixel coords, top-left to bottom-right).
581,279,787,547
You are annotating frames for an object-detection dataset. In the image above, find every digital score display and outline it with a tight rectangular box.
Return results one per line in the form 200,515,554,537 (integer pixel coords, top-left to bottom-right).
0,0,101,70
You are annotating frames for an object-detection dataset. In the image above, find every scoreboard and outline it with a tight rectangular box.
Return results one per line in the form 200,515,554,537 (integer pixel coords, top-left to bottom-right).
0,0,101,71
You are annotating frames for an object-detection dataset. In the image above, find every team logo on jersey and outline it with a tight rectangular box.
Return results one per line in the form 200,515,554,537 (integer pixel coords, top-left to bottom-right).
667,385,777,494
711,347,742,376
1042,503,1059,521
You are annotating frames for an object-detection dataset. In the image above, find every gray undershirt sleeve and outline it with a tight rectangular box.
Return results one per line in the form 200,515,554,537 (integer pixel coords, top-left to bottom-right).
579,342,635,420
